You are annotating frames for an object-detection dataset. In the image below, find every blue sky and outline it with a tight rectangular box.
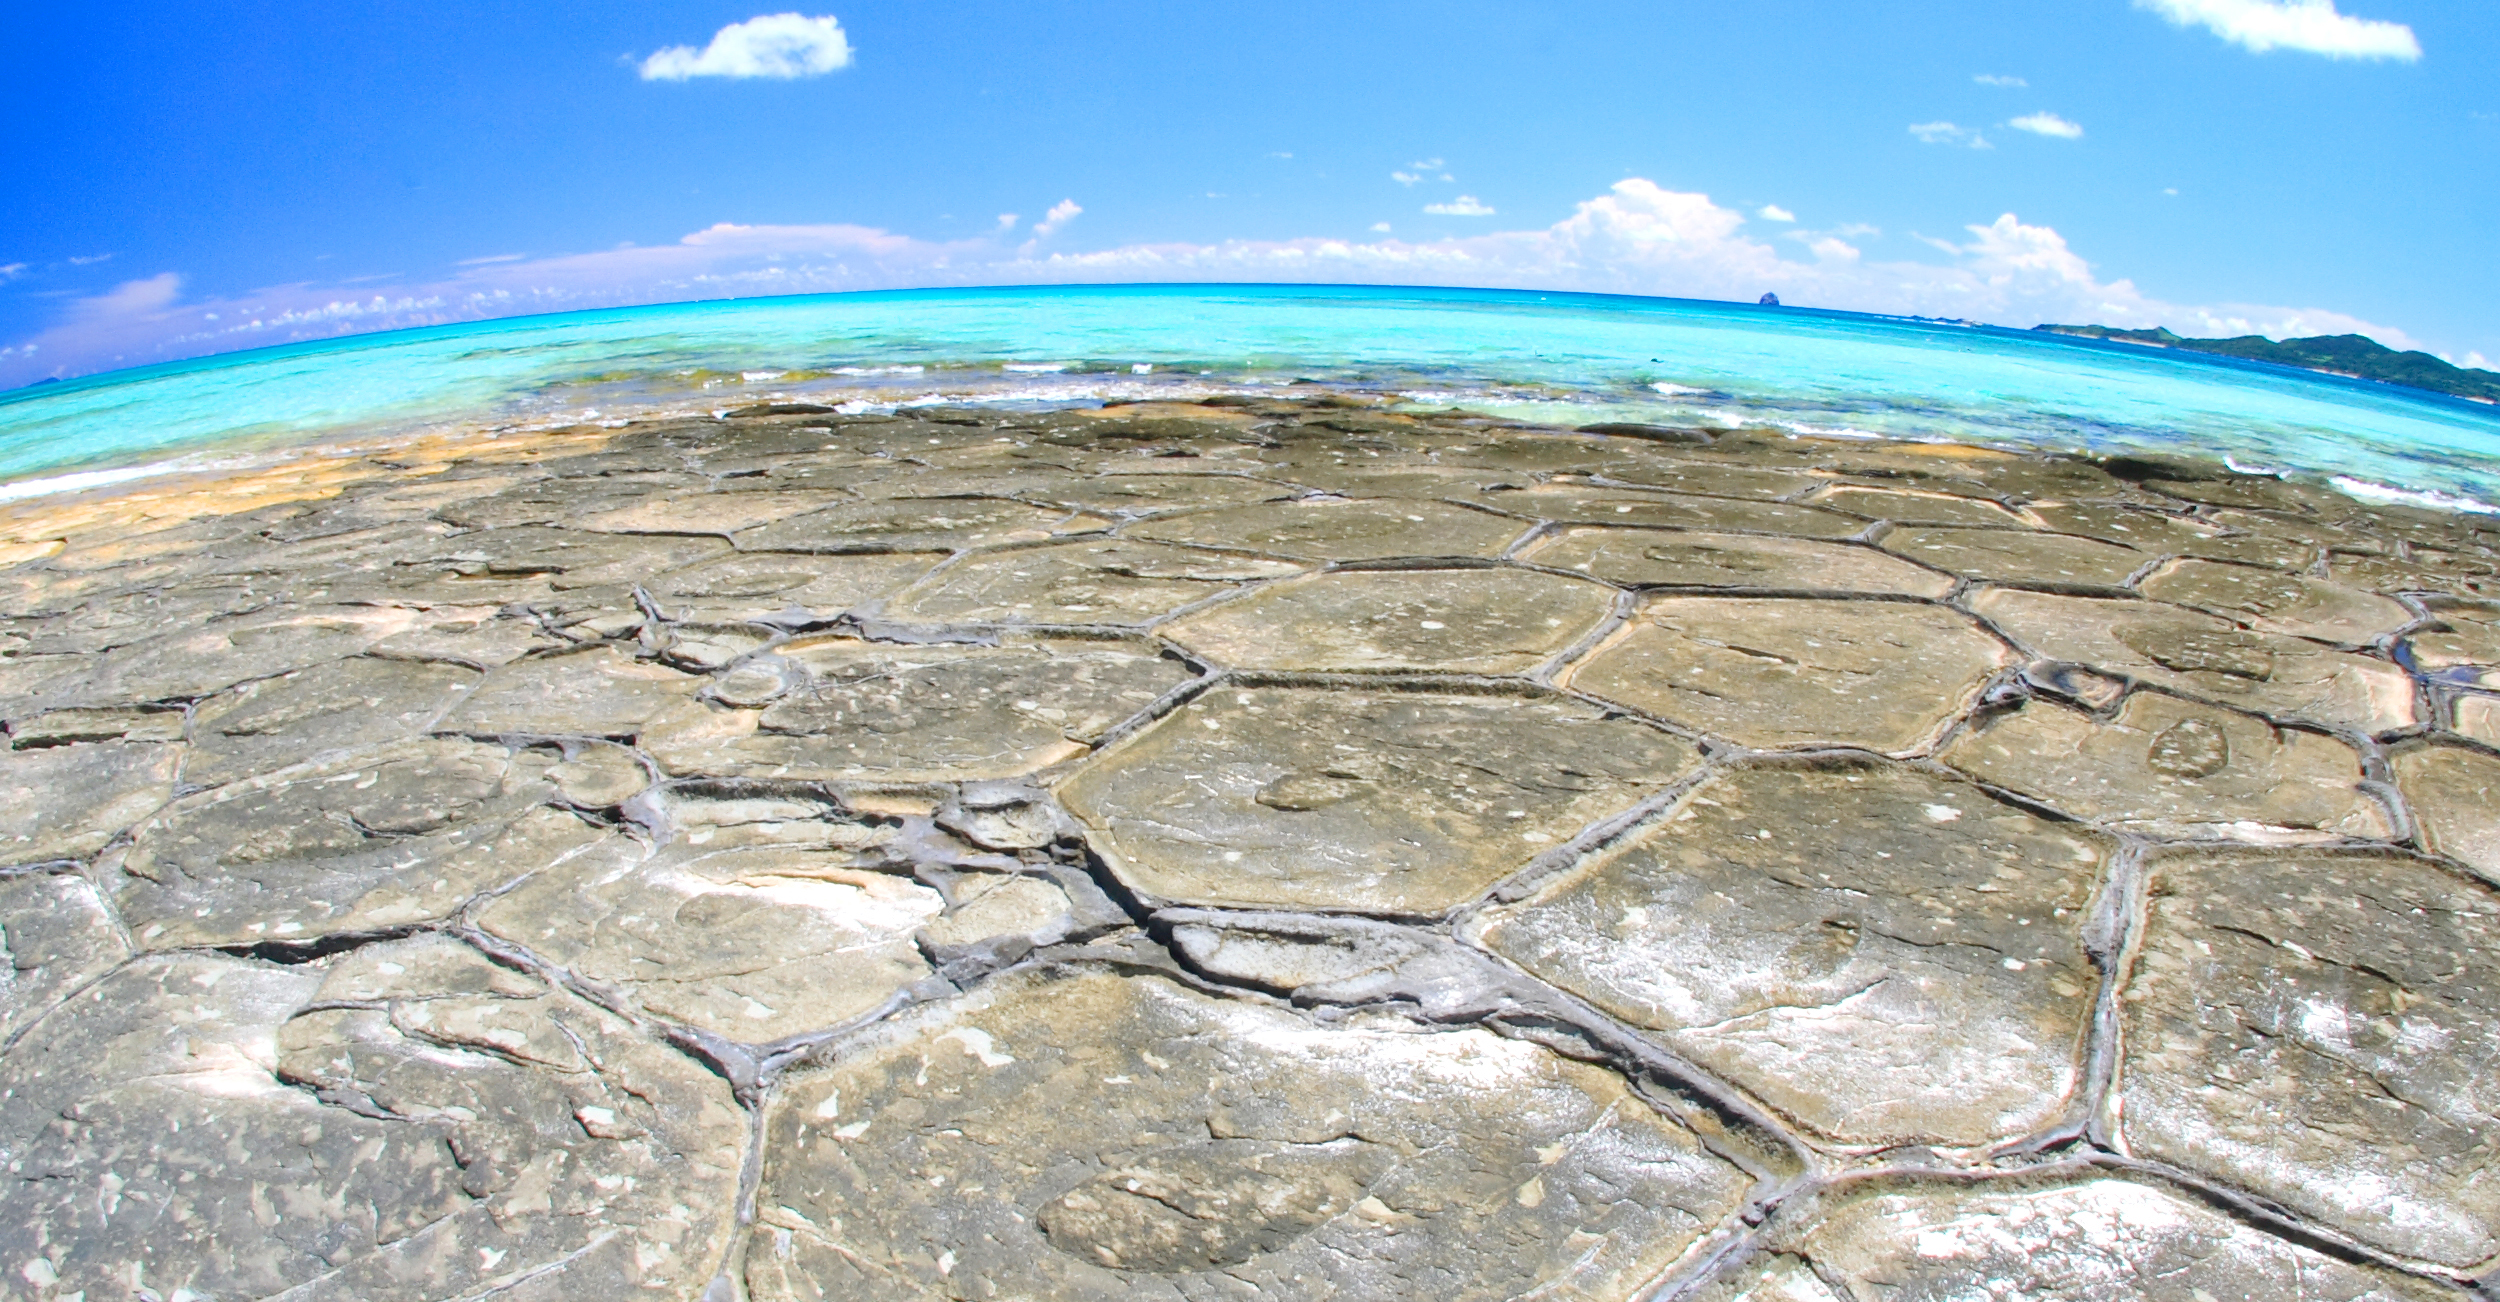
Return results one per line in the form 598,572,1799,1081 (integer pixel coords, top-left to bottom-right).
3,0,2492,386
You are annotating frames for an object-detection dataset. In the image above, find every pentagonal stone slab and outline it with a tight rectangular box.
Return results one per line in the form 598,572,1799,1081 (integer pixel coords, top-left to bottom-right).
745,967,1749,1302
0,871,128,1043
2335,549,2500,602
185,655,479,785
115,739,584,947
1474,762,2108,1149
1805,485,2035,528
1058,687,1697,913
0,740,181,868
2460,694,2500,746
1030,472,1302,516
1565,597,2010,755
366,605,560,667
2026,501,2315,568
0,945,743,1301
2138,557,2413,646
1698,1177,2452,1301
882,539,1305,627
1128,498,1528,561
478,842,941,1043
1526,528,1953,597
1943,694,2391,843
392,525,731,594
2405,601,2500,690
1970,588,2418,733
1505,485,1863,538
1584,457,1819,500
1162,568,1617,675
2394,744,2500,884
735,497,1107,553
577,487,848,535
1880,526,2145,589
645,635,1193,782
2120,849,2500,1269
441,644,703,739
13,604,441,713
646,548,942,623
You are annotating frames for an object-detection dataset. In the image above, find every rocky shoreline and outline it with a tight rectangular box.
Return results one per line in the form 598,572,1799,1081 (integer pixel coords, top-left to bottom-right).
0,395,2494,1299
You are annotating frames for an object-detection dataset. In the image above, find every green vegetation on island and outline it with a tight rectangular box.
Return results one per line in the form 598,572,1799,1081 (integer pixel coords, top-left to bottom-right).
2035,323,2500,404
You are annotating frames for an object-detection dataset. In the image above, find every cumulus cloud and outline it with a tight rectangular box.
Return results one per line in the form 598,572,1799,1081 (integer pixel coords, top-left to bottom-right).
1370,222,1392,233
1030,199,1082,239
640,13,853,81
2009,112,2085,139
2136,0,2420,59
2,181,2438,387
1757,204,1796,222
1391,171,1423,186
1910,122,1991,149
0,263,25,282
1974,74,2028,87
1424,196,1495,216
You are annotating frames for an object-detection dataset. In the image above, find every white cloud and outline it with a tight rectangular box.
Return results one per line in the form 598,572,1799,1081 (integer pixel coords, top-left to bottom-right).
2135,0,2420,59
3,181,2442,387
1757,204,1796,222
0,263,24,282
994,213,1019,233
1424,195,1495,216
1910,122,1991,149
69,253,113,266
1370,222,1392,233
640,13,853,81
455,253,526,266
1974,74,2028,87
2009,112,2085,139
1030,199,1082,239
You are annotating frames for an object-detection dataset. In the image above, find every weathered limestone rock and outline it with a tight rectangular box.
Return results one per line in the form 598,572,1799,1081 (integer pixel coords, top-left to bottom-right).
736,497,1109,553
1880,525,2146,588
2119,849,2500,1269
1475,762,2108,1149
1162,568,1617,674
2392,743,2500,882
745,967,1751,1301
1942,694,2391,842
1030,471,1302,516
1060,686,1697,913
1526,528,1953,596
1698,1176,2452,1301
646,549,942,624
2025,501,2314,568
186,655,479,785
115,739,582,947
443,644,704,739
366,605,560,667
2404,601,2500,689
1804,485,2035,528
389,525,731,599
578,487,848,535
1969,588,2419,733
1564,597,2010,755
647,635,1193,781
0,739,181,867
2456,692,2500,745
1505,485,1863,537
0,871,128,1043
0,946,744,1301
2137,557,2414,646
479,841,941,1043
10,604,443,712
881,538,1305,627
1583,457,1818,500
1131,497,1530,560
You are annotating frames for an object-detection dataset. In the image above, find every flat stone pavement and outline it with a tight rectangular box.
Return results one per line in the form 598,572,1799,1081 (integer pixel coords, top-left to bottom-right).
0,395,2495,1300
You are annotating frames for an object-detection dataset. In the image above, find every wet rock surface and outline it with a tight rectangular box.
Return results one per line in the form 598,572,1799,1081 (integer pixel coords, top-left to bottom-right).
0,398,2491,1298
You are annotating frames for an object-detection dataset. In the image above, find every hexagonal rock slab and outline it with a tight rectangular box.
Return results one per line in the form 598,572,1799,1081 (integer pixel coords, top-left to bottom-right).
735,497,1109,553
1563,597,2011,755
2393,743,2500,883
1942,694,2391,843
1526,528,1953,597
115,739,587,948
744,967,1751,1302
185,655,480,785
2458,694,2500,746
2405,602,2500,690
1969,588,2419,734
1162,568,1618,675
644,635,1194,782
1879,526,2146,589
881,538,1305,627
0,739,181,868
1804,485,2036,528
644,549,942,624
1472,762,2109,1150
0,945,744,1302
1504,485,1864,538
2119,849,2500,1270
1059,687,1698,913
442,644,704,739
0,871,127,1043
1697,1176,2452,1301
2137,557,2414,646
1129,498,1529,561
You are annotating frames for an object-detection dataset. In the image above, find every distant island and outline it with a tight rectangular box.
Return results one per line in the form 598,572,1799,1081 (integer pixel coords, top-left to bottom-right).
2034,323,2500,405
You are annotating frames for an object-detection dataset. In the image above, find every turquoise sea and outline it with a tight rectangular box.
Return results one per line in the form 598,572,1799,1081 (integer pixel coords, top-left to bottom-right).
3,283,2497,510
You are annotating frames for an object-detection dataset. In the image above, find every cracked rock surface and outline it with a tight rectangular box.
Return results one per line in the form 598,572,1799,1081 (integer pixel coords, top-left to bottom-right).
0,396,2494,1299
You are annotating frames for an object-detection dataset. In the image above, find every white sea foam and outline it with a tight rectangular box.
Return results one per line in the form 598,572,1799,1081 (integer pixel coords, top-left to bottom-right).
2330,475,2500,514
0,459,208,502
